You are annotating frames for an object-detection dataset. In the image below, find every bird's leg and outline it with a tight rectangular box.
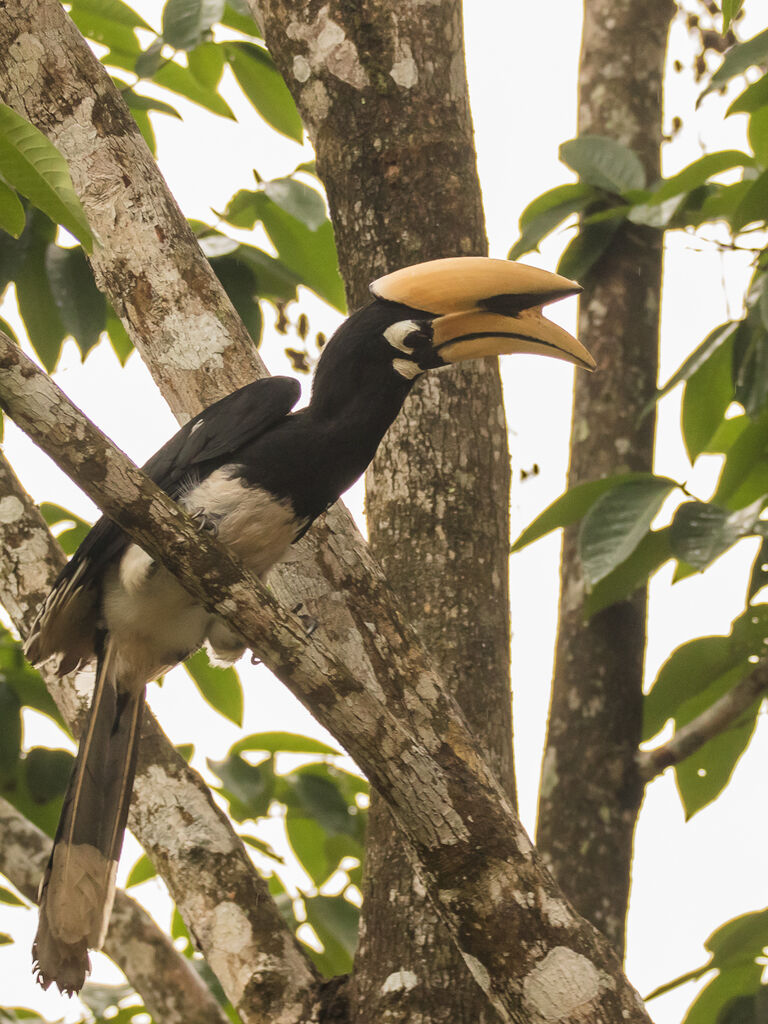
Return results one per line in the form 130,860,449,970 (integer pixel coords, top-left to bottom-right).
291,602,318,636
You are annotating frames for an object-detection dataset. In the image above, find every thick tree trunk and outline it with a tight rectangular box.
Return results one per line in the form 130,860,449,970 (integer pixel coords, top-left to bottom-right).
262,4,514,1019
536,0,674,954
258,2,512,1019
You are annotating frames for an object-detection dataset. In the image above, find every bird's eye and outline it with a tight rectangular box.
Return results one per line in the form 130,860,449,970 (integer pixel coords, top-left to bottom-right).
383,320,431,354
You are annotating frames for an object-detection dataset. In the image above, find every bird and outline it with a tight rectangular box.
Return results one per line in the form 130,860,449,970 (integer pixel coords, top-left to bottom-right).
23,256,593,995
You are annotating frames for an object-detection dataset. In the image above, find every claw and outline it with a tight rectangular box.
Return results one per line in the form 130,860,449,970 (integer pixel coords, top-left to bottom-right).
191,509,221,535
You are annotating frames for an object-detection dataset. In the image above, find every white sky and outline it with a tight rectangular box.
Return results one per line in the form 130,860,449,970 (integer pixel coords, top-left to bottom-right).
2,2,768,1021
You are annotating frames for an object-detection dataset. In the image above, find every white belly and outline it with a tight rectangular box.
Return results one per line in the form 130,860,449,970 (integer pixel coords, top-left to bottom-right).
102,469,302,689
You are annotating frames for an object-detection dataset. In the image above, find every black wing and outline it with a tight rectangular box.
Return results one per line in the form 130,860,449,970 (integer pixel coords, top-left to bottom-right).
25,376,300,669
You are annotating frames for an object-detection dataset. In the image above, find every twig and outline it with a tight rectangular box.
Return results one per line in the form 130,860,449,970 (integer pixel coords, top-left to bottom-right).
637,667,768,782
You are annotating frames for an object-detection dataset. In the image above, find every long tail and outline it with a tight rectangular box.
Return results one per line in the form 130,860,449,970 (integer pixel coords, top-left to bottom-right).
33,638,145,995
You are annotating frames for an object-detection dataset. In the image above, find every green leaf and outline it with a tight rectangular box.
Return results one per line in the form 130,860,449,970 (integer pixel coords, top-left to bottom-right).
303,893,359,976
133,38,166,79
0,934,13,946
747,537,768,599
676,674,762,817
560,135,646,194
508,183,596,260
221,0,262,37
257,194,345,309
207,751,275,821
70,0,153,31
231,731,340,756
643,321,738,418
0,628,65,728
40,502,92,555
727,75,768,116
651,151,755,203
511,472,667,552
626,194,687,229
282,764,358,836
585,526,672,618
0,104,92,250
69,8,141,55
0,886,25,907
684,964,763,1024
0,682,21,782
714,406,768,508
285,814,333,884
225,42,303,142
579,477,679,586
45,245,106,359
210,256,263,343
105,308,134,364
125,853,157,887
704,413,749,455
670,496,766,571
557,218,622,282
162,0,225,51
0,180,25,238
749,106,768,167
120,86,182,121
151,61,235,119
732,169,768,231
25,748,74,803
187,41,226,89
722,0,745,32
184,648,243,726
681,180,752,228
263,178,327,230
710,29,768,88
682,328,736,459
15,221,67,371
0,317,18,346
643,607,768,740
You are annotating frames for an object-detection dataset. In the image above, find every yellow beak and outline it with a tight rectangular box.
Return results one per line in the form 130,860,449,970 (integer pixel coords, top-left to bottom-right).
370,256,594,371
432,309,596,371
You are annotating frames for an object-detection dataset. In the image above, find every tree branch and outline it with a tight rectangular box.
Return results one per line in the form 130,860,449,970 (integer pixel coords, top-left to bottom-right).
636,668,768,783
0,797,230,1024
0,453,319,1023
0,338,654,1024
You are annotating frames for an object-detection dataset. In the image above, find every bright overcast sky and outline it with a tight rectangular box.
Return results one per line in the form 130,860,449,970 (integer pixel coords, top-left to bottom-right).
2,2,768,1021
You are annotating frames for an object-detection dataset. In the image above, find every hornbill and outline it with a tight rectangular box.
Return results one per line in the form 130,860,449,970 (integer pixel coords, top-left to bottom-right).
24,256,593,994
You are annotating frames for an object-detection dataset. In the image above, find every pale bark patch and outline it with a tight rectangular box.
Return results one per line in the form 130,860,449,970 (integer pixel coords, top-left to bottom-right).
381,969,419,994
522,947,605,1022
135,767,235,854
0,496,24,524
208,901,256,1003
286,6,369,89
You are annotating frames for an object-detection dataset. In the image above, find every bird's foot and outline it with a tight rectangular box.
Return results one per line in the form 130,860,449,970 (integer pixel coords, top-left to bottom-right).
292,603,318,636
191,509,221,535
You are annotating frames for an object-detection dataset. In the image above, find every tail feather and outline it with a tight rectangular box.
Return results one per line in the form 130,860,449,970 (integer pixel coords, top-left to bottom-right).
33,639,145,995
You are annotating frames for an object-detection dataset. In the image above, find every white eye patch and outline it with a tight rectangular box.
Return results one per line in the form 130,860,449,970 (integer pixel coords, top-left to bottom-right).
384,320,424,354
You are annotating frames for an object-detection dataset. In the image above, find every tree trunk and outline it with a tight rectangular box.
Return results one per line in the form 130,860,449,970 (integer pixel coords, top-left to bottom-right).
258,2,511,1019
536,0,674,954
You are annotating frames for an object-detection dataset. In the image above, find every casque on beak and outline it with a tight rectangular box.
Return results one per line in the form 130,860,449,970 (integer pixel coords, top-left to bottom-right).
370,256,595,372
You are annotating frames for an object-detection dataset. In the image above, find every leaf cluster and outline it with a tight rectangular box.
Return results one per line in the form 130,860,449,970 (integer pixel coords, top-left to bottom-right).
511,19,768,1020
0,0,344,390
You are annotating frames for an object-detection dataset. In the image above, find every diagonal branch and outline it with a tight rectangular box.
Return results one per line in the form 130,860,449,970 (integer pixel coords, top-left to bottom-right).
0,452,319,1023
636,667,768,783
0,339,654,1024
0,797,230,1024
